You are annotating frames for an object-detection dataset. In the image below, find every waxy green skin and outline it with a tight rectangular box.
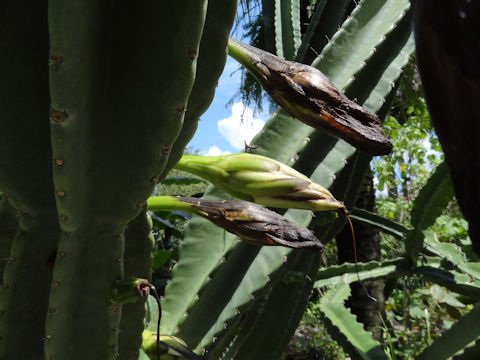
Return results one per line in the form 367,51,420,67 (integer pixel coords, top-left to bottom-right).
118,210,155,360
174,153,345,211
45,1,207,359
161,0,238,180
0,1,60,358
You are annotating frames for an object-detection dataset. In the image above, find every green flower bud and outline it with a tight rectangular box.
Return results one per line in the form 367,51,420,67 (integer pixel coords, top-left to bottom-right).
174,153,345,212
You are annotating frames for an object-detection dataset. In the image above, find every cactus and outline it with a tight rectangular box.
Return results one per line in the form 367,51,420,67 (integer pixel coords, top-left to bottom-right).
118,209,155,360
160,0,416,357
0,195,17,281
0,2,60,358
1,0,478,359
44,2,208,358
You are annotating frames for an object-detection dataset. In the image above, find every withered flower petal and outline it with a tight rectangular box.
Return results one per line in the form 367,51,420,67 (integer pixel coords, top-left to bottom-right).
181,197,324,250
227,38,392,155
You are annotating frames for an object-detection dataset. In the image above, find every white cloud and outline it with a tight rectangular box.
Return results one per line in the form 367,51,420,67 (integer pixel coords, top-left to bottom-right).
217,102,265,150
204,146,231,156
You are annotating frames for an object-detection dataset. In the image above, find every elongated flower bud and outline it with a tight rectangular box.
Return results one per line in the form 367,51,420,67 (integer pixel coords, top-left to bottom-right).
174,153,345,212
227,38,392,155
147,196,324,250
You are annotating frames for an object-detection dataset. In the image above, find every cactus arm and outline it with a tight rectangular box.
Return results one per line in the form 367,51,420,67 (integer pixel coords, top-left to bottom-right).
45,2,207,359
294,0,328,62
313,0,410,86
160,0,238,180
274,0,301,60
231,251,321,360
319,280,388,360
0,1,60,358
314,258,407,288
295,0,350,64
348,208,409,239
117,209,155,360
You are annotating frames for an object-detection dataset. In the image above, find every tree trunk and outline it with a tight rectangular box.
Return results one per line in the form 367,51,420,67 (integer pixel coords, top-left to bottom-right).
336,167,385,340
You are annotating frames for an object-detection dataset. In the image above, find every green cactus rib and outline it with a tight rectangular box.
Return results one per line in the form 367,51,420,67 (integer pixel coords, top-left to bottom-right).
45,2,207,359
0,2,61,358
319,280,388,360
0,195,17,282
295,0,350,64
313,0,410,88
160,0,238,180
314,258,407,288
274,0,301,60
118,209,155,360
348,208,409,239
231,250,322,360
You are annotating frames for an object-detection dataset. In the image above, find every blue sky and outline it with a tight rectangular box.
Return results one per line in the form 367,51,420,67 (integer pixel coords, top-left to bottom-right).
187,56,269,156
187,4,270,156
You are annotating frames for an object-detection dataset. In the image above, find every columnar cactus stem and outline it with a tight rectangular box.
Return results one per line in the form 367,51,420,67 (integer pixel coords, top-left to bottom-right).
161,0,238,179
0,2,60,358
45,2,207,359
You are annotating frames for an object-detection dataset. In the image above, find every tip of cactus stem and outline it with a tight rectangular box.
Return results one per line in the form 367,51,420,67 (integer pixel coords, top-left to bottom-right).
227,38,393,155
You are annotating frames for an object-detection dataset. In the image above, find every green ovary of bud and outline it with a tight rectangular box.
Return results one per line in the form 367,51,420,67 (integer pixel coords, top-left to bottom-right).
174,153,344,212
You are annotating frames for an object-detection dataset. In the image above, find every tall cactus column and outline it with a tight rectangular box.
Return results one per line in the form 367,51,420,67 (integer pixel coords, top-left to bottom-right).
0,1,61,358
45,2,207,359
